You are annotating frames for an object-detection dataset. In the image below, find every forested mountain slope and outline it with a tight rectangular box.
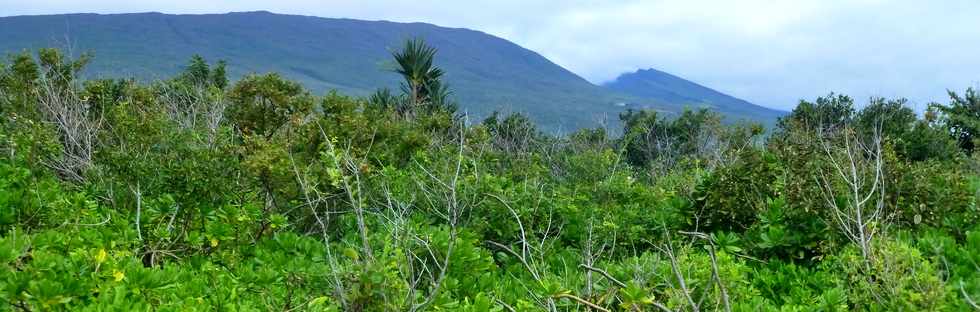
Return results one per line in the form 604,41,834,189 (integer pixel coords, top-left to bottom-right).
0,11,782,130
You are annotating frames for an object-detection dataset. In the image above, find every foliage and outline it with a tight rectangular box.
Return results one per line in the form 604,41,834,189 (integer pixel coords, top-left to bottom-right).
227,73,311,137
775,93,854,134
827,239,949,310
619,108,723,175
1,45,978,311
932,88,980,153
890,160,977,233
387,39,458,118
693,148,779,232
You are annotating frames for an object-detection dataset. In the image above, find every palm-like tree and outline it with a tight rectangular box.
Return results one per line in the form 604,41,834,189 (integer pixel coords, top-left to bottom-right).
392,39,448,111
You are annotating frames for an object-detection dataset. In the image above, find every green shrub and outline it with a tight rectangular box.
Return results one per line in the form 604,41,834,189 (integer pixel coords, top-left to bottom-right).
3,47,978,311
827,239,948,310
891,160,977,233
693,148,779,232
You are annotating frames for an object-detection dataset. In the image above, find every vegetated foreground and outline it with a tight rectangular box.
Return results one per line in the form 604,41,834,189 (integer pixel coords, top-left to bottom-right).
1,41,979,311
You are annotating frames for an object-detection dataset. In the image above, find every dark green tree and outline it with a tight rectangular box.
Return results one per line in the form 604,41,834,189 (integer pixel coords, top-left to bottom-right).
368,87,402,111
36,48,90,85
900,119,960,161
619,108,721,169
184,55,210,86
227,73,313,138
179,55,226,89
851,97,959,162
776,93,855,135
391,39,455,115
855,97,915,140
483,112,541,153
2,52,41,107
931,88,980,153
210,60,228,90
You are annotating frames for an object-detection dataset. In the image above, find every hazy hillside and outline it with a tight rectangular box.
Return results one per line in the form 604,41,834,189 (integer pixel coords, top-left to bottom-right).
604,68,784,124
0,11,780,130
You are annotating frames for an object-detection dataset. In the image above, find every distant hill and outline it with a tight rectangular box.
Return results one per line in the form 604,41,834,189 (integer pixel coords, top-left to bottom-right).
604,68,784,124
0,11,781,131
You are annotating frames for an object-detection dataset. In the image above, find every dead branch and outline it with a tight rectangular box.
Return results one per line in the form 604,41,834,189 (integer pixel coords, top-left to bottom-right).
963,281,980,311
33,69,102,182
553,293,610,312
815,122,886,263
579,264,626,288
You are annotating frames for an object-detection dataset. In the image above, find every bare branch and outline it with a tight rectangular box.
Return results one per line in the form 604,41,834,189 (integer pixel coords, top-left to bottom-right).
553,293,610,312
963,281,980,311
288,151,348,308
33,68,102,182
815,122,886,263
578,264,626,288
130,183,143,242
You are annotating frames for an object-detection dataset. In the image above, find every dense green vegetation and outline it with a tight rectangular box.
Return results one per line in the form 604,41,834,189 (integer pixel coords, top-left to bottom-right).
0,11,782,131
1,41,979,311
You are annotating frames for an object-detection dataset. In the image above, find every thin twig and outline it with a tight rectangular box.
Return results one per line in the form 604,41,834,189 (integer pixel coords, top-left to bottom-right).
963,281,980,311
553,293,610,312
579,264,626,288
131,183,143,242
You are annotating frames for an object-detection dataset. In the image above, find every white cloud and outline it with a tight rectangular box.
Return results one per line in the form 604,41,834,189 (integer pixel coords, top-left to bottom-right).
2,0,978,110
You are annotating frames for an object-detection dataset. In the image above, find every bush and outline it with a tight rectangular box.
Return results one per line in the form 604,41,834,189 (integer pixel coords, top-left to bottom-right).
826,239,948,310
891,160,977,233
3,47,977,310
693,148,779,232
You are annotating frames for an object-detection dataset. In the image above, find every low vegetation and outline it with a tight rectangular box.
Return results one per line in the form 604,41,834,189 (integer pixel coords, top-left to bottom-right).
1,40,979,311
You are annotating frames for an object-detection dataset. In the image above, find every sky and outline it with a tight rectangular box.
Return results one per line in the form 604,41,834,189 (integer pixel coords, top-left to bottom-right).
2,0,979,111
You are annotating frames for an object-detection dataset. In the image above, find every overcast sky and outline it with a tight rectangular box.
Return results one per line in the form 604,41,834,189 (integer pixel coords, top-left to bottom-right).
2,0,979,110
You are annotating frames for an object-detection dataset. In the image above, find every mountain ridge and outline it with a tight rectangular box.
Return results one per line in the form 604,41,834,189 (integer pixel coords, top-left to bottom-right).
604,68,784,123
0,11,781,130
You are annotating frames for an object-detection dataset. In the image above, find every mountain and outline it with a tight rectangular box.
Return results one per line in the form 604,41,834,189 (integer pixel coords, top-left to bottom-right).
604,68,784,124
0,11,779,131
